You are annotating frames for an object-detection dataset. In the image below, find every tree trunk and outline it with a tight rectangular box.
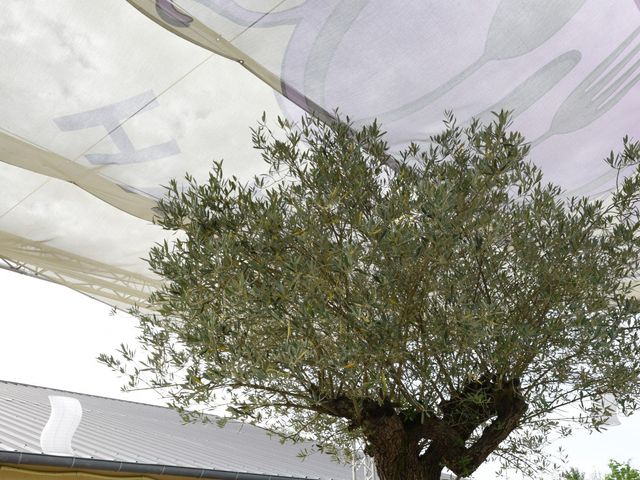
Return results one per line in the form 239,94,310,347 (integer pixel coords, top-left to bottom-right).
373,445,443,480
357,377,528,480
363,413,444,480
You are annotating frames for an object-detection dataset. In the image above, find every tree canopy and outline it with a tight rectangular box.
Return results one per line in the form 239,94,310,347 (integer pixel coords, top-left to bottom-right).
102,112,640,480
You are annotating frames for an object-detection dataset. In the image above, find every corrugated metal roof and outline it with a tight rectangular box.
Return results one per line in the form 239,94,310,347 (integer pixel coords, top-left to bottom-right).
0,381,351,479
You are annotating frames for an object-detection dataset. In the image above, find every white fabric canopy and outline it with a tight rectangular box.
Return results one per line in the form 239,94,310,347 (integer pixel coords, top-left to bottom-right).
1,0,640,306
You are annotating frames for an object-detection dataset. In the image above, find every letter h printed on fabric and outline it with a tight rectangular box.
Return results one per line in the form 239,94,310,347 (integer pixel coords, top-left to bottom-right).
54,90,180,165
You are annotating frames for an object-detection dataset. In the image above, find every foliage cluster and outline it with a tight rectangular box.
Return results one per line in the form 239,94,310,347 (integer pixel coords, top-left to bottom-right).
562,460,640,480
102,112,640,479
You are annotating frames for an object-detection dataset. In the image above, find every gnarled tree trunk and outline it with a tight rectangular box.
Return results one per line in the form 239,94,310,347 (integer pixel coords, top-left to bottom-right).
363,410,445,480
373,445,443,480
353,377,529,480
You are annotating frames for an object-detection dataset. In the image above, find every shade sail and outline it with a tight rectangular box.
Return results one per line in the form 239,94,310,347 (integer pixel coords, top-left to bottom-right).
2,0,640,306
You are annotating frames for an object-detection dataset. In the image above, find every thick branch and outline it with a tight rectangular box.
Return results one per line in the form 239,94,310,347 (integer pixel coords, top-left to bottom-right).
443,381,528,476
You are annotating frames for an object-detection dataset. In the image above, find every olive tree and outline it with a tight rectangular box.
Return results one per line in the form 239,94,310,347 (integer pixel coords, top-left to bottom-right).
102,112,640,480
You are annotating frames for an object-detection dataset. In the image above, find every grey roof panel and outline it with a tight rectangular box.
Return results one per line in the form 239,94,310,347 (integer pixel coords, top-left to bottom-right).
0,381,351,480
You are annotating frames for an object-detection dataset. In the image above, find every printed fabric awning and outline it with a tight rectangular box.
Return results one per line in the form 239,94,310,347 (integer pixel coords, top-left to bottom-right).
1,1,639,307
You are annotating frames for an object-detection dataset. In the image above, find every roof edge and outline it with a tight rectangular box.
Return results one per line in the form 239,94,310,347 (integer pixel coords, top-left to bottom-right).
0,379,173,411
0,452,321,480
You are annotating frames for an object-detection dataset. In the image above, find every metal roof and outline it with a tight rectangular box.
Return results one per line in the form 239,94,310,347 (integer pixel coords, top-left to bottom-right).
0,380,351,480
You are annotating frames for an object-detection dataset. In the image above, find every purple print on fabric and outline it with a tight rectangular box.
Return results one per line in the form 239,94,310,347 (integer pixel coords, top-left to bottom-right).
188,0,365,120
156,0,193,28
54,90,180,166
185,1,592,129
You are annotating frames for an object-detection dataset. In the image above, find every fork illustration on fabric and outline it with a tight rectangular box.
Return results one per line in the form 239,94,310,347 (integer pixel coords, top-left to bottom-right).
533,25,640,148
